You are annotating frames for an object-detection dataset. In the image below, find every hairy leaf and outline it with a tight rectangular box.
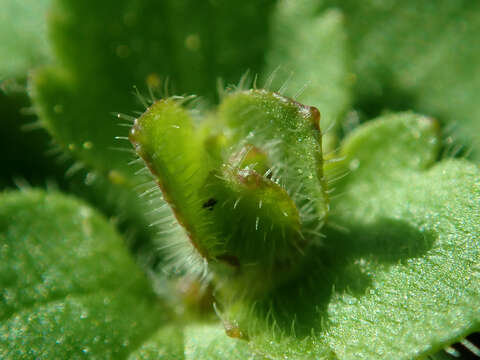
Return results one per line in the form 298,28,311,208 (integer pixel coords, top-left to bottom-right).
184,325,251,360
222,113,480,359
0,190,171,359
130,90,329,295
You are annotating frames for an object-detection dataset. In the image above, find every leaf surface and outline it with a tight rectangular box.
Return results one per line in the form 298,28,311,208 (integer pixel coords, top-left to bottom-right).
184,325,252,360
0,190,173,359
223,113,480,359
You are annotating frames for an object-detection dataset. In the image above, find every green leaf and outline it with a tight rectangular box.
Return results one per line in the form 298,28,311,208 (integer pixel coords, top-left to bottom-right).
319,0,480,159
128,325,184,360
221,113,480,359
0,190,171,359
130,90,329,295
0,0,51,78
265,0,352,140
184,324,251,360
30,0,276,182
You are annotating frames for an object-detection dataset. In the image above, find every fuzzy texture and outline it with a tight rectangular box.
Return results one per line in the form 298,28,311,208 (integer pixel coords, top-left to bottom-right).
4,0,480,358
221,113,480,359
130,90,330,297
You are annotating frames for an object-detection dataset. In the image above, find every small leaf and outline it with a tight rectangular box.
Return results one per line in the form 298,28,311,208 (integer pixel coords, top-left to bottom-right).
130,90,329,295
0,190,171,359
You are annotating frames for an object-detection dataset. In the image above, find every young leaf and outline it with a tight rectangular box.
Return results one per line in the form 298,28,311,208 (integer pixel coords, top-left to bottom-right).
0,190,173,359
221,113,480,359
130,90,329,295
265,0,352,139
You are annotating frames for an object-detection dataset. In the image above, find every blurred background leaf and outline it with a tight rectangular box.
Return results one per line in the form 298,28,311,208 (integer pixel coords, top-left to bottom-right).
0,0,51,78
316,0,480,159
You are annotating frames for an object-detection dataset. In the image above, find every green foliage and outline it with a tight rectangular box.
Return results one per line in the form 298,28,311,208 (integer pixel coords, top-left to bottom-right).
221,114,480,359
0,87,65,189
131,90,329,296
2,0,480,359
265,1,352,138
0,0,51,78
318,0,480,158
184,325,251,360
0,190,171,359
128,326,184,360
31,0,275,182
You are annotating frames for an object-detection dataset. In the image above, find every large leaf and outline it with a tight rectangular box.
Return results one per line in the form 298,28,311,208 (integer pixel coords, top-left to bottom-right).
221,113,480,359
30,0,276,182
0,0,51,78
0,190,175,359
265,0,352,139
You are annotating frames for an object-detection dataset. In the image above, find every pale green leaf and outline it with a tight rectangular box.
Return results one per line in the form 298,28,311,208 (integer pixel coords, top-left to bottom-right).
223,113,480,359
0,0,51,78
184,325,252,360
320,0,480,159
